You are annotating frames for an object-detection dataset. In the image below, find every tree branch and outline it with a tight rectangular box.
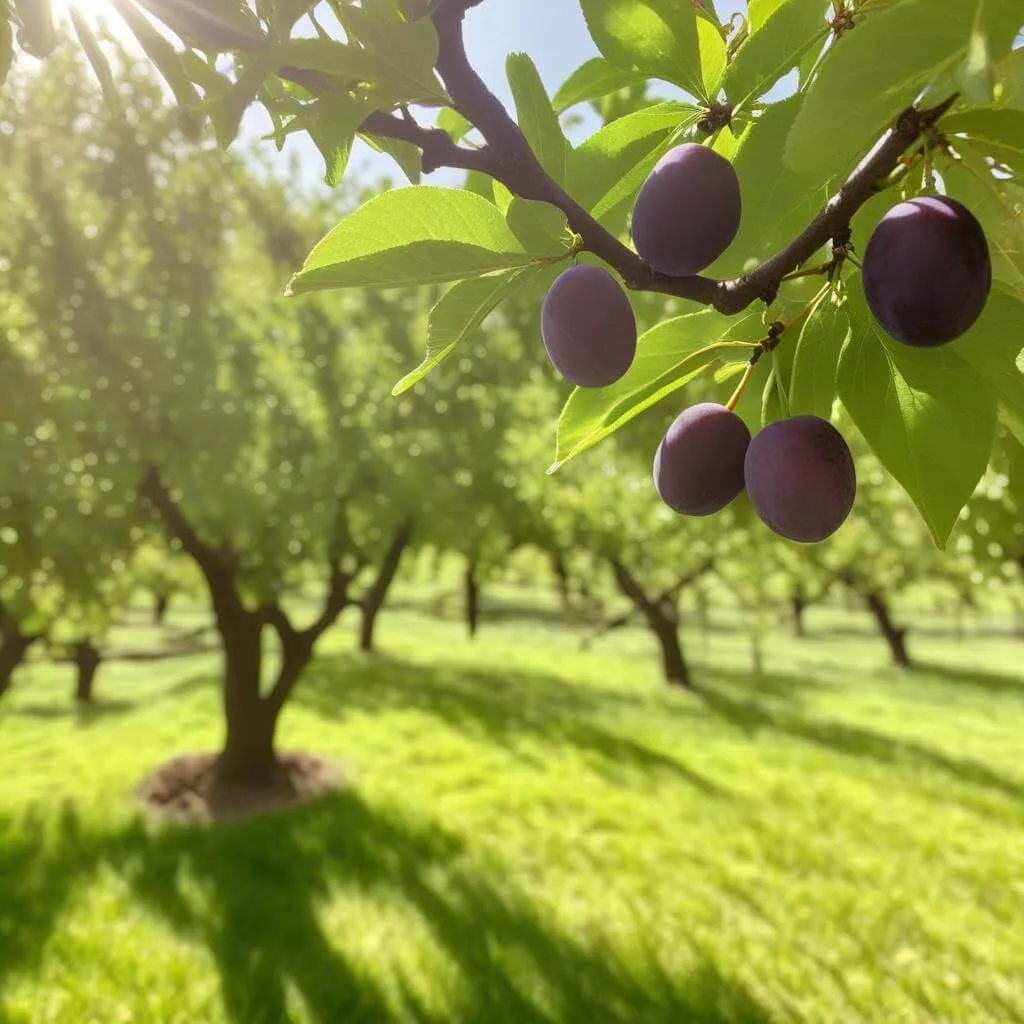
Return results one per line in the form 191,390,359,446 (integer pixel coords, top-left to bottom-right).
397,3,959,314
358,517,415,614
282,0,957,318
138,466,235,585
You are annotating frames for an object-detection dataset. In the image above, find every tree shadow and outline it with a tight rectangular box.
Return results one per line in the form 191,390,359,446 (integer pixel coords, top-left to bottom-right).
84,792,784,1023
709,667,827,703
298,653,726,798
701,689,1024,804
0,801,123,984
5,697,137,722
909,661,1024,697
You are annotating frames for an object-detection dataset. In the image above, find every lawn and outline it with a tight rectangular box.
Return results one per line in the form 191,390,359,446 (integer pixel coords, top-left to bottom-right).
2,593,1023,1024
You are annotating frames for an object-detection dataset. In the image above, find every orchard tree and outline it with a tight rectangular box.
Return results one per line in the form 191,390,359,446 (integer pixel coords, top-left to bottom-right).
2,50,438,784
5,1,1024,550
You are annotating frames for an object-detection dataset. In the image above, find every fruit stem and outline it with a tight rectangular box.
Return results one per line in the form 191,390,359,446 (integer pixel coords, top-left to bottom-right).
725,361,757,413
784,282,831,333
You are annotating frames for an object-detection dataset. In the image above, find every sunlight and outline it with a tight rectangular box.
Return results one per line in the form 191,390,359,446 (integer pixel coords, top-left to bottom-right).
59,0,122,33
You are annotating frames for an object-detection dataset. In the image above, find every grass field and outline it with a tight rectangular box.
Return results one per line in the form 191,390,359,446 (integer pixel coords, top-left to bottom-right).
2,591,1024,1024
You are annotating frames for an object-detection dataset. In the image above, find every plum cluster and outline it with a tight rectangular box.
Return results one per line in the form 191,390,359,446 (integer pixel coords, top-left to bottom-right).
538,132,992,544
654,406,856,543
542,143,740,388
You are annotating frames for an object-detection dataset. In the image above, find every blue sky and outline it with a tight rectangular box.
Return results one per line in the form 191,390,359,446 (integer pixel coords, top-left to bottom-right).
259,0,745,189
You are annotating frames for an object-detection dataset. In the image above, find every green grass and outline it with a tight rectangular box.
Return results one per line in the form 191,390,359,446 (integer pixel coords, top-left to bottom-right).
2,594,1024,1023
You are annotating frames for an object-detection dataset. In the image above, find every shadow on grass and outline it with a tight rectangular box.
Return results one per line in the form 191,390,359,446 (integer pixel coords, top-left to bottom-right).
299,653,725,798
6,698,137,722
909,661,1024,697
3,672,217,725
702,689,1024,804
1,793,788,1024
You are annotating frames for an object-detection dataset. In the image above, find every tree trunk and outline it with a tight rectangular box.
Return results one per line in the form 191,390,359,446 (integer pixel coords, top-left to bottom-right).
791,588,807,638
465,560,480,639
864,590,911,668
551,553,571,611
0,616,37,699
358,605,377,653
359,519,414,653
610,560,693,689
154,592,170,626
215,604,278,787
73,641,101,703
650,610,691,688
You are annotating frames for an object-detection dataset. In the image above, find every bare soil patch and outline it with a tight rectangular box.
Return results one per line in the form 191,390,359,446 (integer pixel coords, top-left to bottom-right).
136,751,342,823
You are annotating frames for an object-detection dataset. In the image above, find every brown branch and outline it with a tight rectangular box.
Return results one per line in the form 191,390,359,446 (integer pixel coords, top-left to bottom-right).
410,3,956,313
285,1,956,318
138,467,235,584
358,517,415,614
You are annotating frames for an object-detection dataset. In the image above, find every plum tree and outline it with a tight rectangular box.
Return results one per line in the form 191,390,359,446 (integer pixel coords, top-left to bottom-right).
631,144,742,276
744,416,856,544
862,197,991,347
541,265,637,388
653,403,750,516
8,0,1024,552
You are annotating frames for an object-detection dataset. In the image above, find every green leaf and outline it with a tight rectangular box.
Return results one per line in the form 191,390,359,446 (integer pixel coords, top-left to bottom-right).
269,0,316,36
567,102,702,217
507,52,568,184
134,0,264,51
723,0,828,108
552,57,647,112
505,198,574,254
837,286,997,546
959,29,997,104
338,5,443,97
942,107,1024,168
580,0,706,102
362,133,423,184
550,310,759,470
288,187,554,294
940,157,1024,292
706,97,822,277
209,55,278,147
13,0,55,57
697,16,727,98
785,0,1024,181
109,0,203,113
69,8,122,114
950,286,1024,445
296,95,370,186
275,36,445,103
748,0,788,31
437,107,472,142
762,367,782,426
393,267,541,394
997,47,1024,109
789,293,849,419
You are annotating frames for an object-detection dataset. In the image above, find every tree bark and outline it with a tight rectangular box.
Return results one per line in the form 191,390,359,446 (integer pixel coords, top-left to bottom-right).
73,640,102,703
864,590,912,668
551,553,571,611
465,559,480,639
0,609,38,700
359,518,414,653
610,560,693,689
154,592,170,626
791,588,807,638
